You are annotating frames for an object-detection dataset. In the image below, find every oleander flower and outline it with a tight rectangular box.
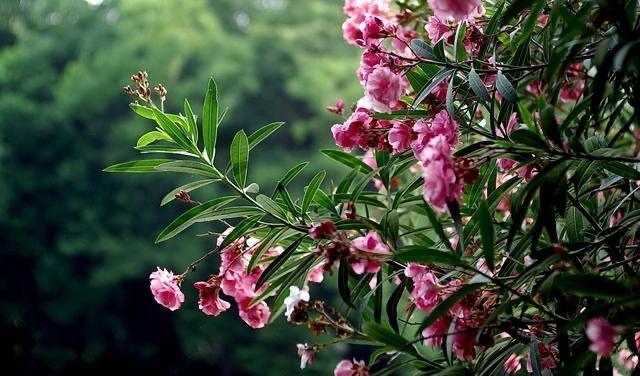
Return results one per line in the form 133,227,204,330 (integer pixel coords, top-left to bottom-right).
425,16,453,43
331,109,373,151
364,66,404,113
334,359,370,376
586,317,616,357
388,121,413,153
504,353,523,374
283,286,310,321
297,344,315,369
149,267,184,311
193,280,231,316
350,231,390,274
427,0,483,21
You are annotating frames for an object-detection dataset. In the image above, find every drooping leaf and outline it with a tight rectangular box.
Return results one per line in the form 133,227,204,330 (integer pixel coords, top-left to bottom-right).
321,149,373,173
217,214,262,250
468,68,492,102
394,246,464,267
160,179,217,206
553,273,631,299
496,71,519,102
255,235,306,289
104,159,171,173
155,196,236,243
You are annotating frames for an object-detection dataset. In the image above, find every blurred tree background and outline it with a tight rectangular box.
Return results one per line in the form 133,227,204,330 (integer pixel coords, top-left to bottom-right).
0,0,361,374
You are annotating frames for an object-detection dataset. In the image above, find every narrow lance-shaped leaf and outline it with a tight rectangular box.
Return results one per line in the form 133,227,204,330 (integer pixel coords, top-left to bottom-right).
302,171,326,215
338,258,353,308
230,130,249,188
256,235,306,289
468,67,492,102
160,179,217,206
183,99,198,143
155,196,236,243
477,200,495,271
104,159,171,173
203,78,219,163
321,149,373,173
248,122,284,150
217,214,262,250
496,71,519,102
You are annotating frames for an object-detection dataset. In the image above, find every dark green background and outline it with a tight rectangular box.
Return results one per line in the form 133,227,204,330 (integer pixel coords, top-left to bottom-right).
0,0,363,374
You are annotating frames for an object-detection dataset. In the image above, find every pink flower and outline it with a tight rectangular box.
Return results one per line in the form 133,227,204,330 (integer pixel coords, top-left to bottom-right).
420,135,463,212
343,15,364,46
388,121,413,153
297,344,315,369
405,263,441,312
149,267,184,311
504,354,523,374
586,317,616,357
193,279,231,316
421,316,451,348
430,110,459,145
331,109,373,151
427,0,483,21
334,359,370,376
452,321,477,361
360,16,392,46
350,232,390,274
560,79,585,102
309,220,337,240
411,119,433,155
238,300,270,329
344,0,390,18
618,349,639,370
364,66,404,112
425,16,453,43
308,263,325,283
358,49,388,83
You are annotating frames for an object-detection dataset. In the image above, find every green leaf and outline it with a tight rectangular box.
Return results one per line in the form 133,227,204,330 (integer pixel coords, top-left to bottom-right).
394,246,464,267
151,108,195,153
247,227,287,272
217,214,262,250
302,171,325,215
278,162,309,187
338,258,353,308
154,160,222,178
540,106,563,147
103,159,171,173
453,22,467,62
413,68,454,108
313,189,339,216
160,179,217,206
155,196,236,243
495,72,518,102
477,200,495,271
230,130,249,188
509,129,548,149
553,273,631,298
468,68,491,102
248,122,284,150
411,39,437,60
183,99,198,143
203,78,219,163
255,235,306,289
446,74,456,117
501,0,537,25
387,279,407,334
565,206,585,242
321,149,373,173
256,194,288,220
424,203,455,252
137,131,170,147
363,322,418,356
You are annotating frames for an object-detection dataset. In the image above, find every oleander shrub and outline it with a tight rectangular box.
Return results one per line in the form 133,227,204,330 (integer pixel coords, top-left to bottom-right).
106,0,640,374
